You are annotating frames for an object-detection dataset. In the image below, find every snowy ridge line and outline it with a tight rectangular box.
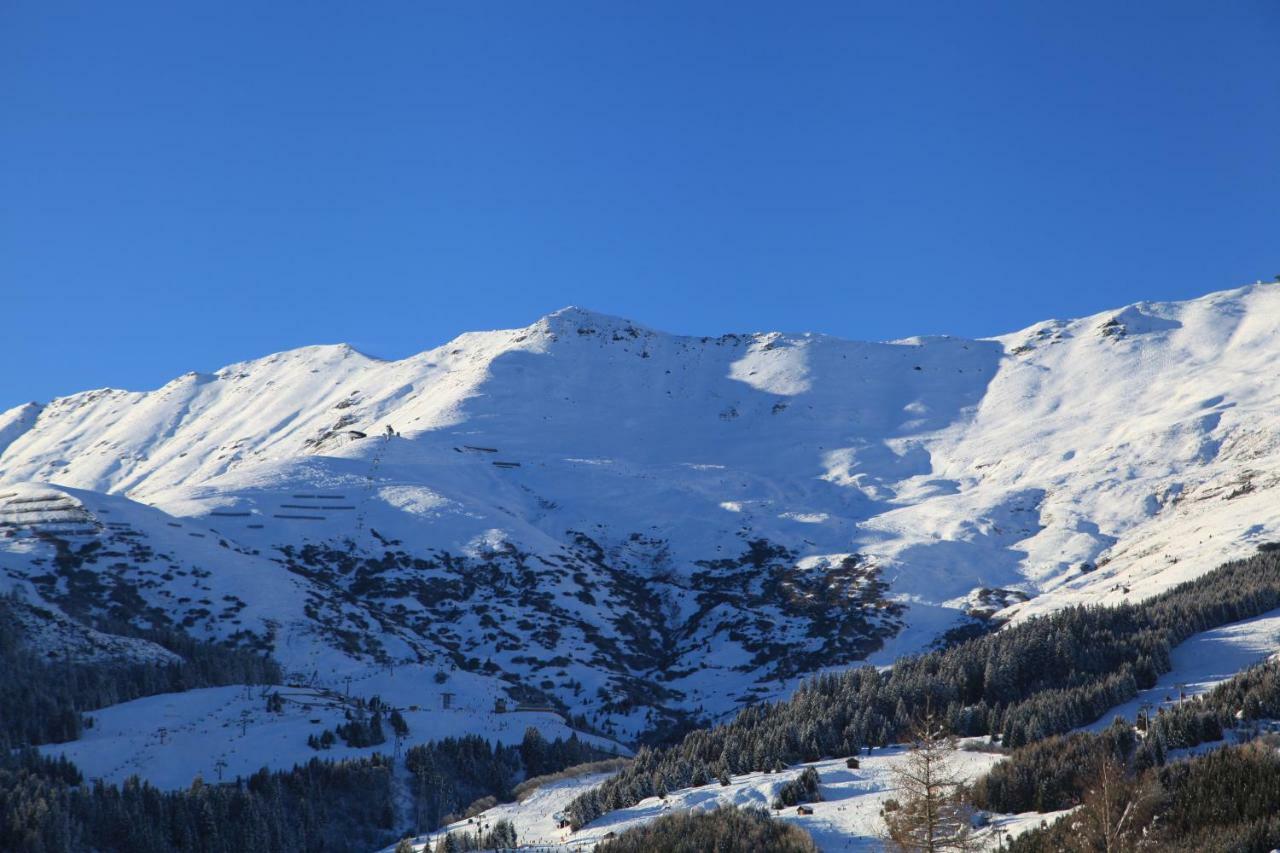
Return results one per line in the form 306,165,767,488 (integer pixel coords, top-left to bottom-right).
0,281,1278,745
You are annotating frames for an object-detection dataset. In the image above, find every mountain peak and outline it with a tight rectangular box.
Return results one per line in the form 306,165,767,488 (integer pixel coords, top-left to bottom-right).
533,306,655,338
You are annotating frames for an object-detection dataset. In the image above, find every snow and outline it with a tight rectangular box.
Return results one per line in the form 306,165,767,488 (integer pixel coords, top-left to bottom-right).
1086,606,1280,731
394,600,1280,853
0,402,42,459
4,594,180,666
2,281,1280,805
9,284,1272,628
44,678,622,791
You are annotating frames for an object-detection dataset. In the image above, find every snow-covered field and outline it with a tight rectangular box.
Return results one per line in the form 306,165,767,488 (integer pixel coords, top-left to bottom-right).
42,670,622,790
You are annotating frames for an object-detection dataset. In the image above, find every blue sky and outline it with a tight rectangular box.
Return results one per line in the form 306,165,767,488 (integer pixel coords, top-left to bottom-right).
3,2,1278,409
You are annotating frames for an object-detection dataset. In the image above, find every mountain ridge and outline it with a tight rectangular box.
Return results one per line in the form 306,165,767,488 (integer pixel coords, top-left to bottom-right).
2,280,1279,758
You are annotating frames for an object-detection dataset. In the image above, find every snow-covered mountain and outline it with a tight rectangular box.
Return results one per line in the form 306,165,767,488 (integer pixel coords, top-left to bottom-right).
3,282,1279,745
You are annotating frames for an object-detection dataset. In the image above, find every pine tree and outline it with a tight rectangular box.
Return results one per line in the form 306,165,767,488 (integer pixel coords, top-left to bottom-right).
520,727,547,777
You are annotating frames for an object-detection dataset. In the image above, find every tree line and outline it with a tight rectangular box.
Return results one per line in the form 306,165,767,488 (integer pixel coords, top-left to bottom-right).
0,749,398,853
593,805,817,852
405,727,618,832
2,723,625,853
1006,738,1280,852
423,818,518,852
973,652,1280,814
566,550,1280,828
0,592,281,748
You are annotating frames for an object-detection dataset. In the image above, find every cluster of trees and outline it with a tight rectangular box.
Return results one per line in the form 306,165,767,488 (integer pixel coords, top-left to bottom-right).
307,729,338,750
1145,739,1280,851
1007,739,1280,852
517,726,604,777
594,805,817,852
309,696,410,750
566,551,1280,829
422,819,517,852
405,728,616,832
0,722,611,852
405,735,521,832
971,718,1138,814
771,766,821,810
1175,655,1280,737
0,593,282,748
0,749,397,853
335,712,385,748
974,652,1280,814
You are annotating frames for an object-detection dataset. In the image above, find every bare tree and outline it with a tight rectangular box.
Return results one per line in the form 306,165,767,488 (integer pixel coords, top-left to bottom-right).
882,709,978,852
1066,754,1163,853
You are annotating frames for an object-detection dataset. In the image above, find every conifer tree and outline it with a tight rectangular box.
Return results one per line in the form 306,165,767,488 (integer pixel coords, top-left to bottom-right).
882,711,977,852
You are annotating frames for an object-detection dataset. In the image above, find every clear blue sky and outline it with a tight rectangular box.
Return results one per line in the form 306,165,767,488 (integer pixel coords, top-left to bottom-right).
3,2,1277,409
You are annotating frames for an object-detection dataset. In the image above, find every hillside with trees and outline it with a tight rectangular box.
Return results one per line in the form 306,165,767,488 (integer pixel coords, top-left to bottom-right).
1007,740,1280,852
567,550,1280,828
0,592,281,747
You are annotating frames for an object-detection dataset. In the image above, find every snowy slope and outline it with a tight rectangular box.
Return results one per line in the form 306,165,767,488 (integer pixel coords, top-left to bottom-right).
396,590,1280,853
1083,608,1280,732
389,746,1050,852
43,680,620,791
4,282,1280,751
